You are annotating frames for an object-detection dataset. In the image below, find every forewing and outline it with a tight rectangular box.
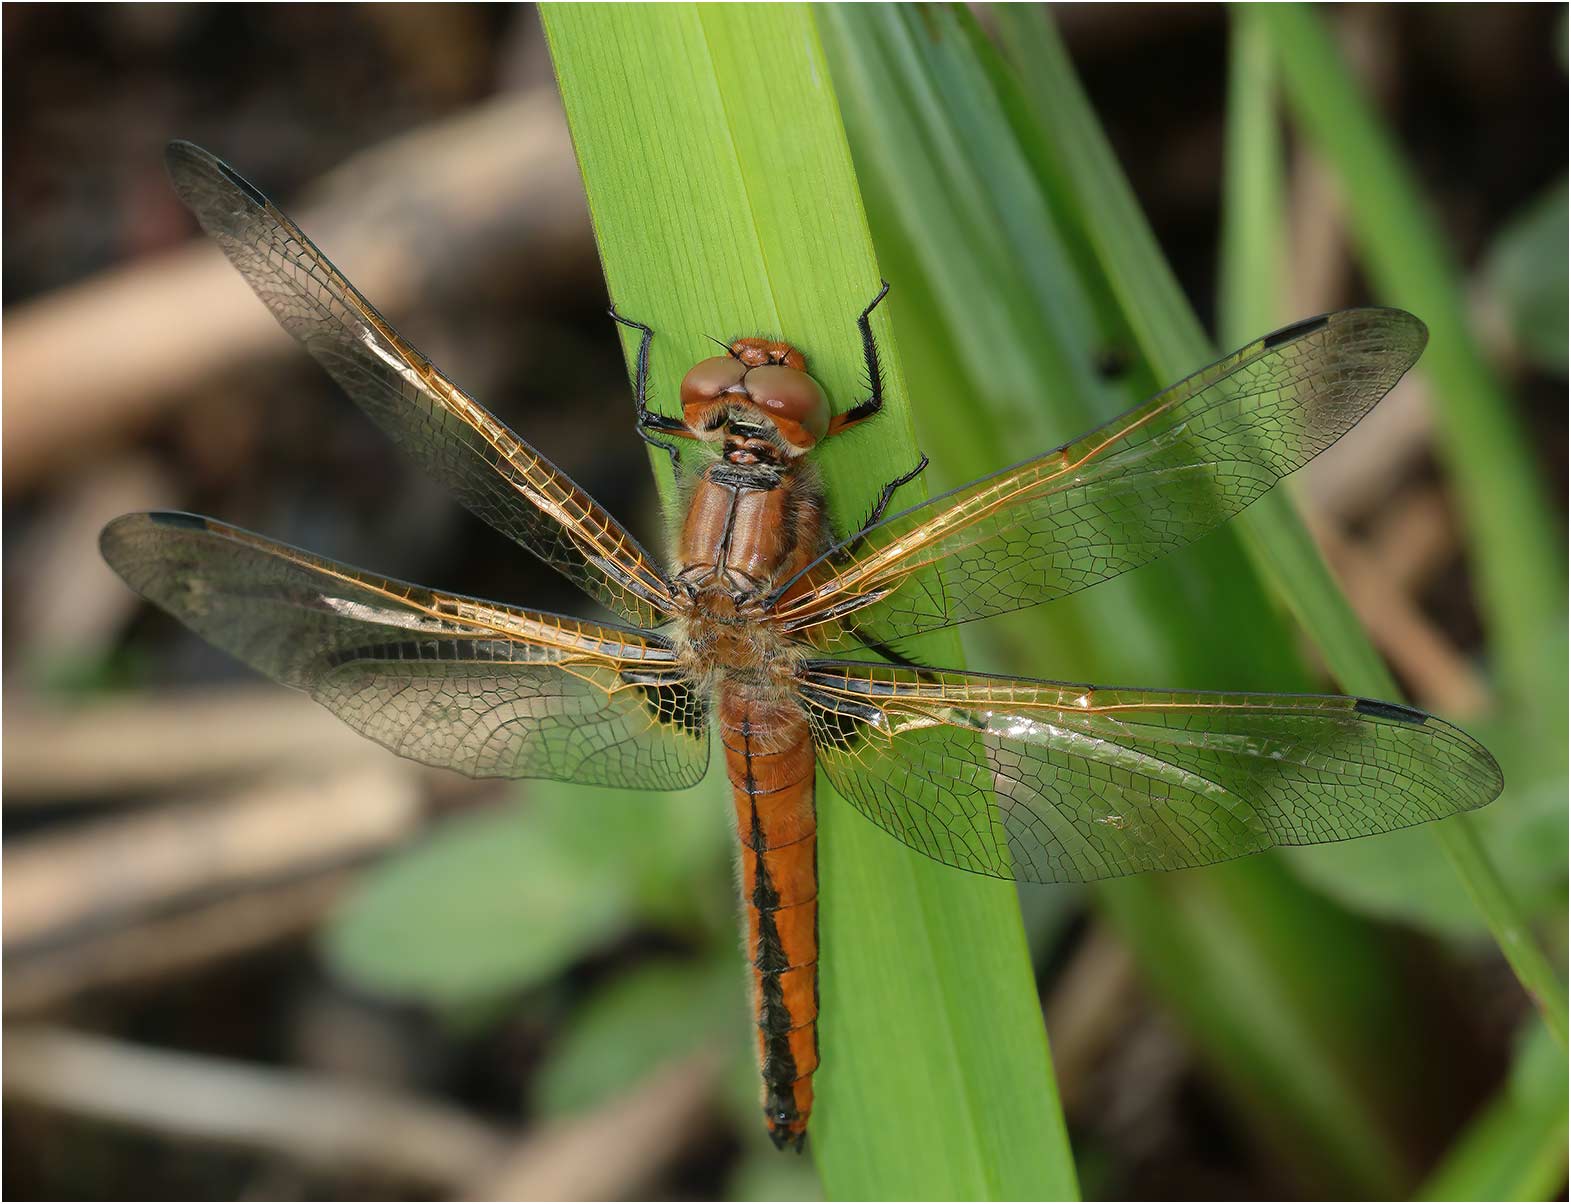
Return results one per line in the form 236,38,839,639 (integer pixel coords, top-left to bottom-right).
166,141,675,628
800,662,1500,884
774,309,1426,650
101,513,708,788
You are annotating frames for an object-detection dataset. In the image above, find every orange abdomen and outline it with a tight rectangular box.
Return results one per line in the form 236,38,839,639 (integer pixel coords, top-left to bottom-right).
718,688,819,1151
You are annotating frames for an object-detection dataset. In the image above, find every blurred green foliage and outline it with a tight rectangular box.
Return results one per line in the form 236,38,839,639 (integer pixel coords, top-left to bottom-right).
534,958,742,1117
1486,178,1570,378
325,781,732,1011
1419,1021,1568,1201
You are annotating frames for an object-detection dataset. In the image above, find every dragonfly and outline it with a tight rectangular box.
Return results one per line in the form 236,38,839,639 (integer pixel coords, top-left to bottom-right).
103,142,1503,1152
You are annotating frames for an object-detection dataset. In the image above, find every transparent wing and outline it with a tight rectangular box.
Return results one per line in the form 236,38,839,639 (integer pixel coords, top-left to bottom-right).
772,309,1427,650
101,512,708,788
166,140,676,629
800,661,1500,884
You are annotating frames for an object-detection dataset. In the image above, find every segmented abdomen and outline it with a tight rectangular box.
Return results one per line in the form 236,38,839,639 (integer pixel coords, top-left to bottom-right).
718,688,819,1151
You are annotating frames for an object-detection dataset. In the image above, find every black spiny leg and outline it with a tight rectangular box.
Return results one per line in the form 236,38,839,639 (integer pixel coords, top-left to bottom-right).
863,453,928,530
609,305,689,473
834,452,929,565
826,280,892,436
829,283,928,557
837,453,937,676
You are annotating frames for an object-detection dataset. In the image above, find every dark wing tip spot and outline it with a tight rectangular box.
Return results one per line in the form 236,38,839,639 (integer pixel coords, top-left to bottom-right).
1354,697,1429,724
165,140,268,208
213,158,269,207
1262,314,1330,350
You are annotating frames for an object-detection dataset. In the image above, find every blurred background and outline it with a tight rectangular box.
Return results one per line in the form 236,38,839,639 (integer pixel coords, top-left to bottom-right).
3,4,1565,1200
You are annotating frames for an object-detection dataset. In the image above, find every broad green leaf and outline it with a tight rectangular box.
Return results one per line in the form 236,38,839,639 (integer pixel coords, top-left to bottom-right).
542,5,1076,1197
325,785,708,1009
325,797,630,1008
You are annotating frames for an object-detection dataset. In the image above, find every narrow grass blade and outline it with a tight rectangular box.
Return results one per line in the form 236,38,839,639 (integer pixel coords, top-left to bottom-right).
993,4,1565,1051
1232,3,1567,1050
1257,4,1565,733
542,5,1076,1196
1219,7,1286,346
1417,1022,1569,1201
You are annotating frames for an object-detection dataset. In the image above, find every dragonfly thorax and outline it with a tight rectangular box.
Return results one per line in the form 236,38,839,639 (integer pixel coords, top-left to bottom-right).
673,460,827,694
673,587,806,708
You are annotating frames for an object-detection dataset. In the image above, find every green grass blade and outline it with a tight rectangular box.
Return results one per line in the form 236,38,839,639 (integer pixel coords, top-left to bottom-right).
1436,819,1569,1050
993,3,1565,1052
1218,6,1285,346
1418,1022,1569,1201
1257,5,1565,734
1242,15,1567,1015
541,5,1076,1196
1231,3,1566,1051
1213,7,1405,704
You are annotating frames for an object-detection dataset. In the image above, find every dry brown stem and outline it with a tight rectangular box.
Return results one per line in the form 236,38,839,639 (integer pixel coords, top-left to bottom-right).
1362,486,1457,594
3,1026,723,1199
3,88,592,493
1043,925,1140,1113
4,763,420,949
3,1026,511,1191
3,871,355,1017
1311,516,1490,716
463,1047,726,1201
3,687,380,802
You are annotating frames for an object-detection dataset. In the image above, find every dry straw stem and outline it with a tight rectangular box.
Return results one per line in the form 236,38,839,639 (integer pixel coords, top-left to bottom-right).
3,687,377,802
2,1027,719,1198
4,763,420,949
2,89,591,494
4,871,356,1017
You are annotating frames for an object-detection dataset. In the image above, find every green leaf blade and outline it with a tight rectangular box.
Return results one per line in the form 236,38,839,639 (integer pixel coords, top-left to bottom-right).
543,5,1076,1196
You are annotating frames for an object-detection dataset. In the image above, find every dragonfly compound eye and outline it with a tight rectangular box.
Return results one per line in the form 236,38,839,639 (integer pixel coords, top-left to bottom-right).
742,364,829,449
680,355,747,404
681,355,748,434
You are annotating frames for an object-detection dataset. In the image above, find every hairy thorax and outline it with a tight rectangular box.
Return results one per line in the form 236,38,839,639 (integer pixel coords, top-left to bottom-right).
676,589,805,700
673,457,826,699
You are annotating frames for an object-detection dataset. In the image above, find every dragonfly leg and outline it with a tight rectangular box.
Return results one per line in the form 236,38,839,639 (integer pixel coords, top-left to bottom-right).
834,453,929,565
853,631,939,677
609,304,690,473
865,452,927,527
825,281,891,436
826,451,928,580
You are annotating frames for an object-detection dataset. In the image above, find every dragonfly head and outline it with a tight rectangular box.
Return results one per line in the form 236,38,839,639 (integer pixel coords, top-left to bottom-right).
681,338,829,455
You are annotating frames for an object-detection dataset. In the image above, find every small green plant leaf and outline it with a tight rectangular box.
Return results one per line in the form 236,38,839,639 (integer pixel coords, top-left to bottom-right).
534,956,742,1117
325,786,702,1010
1485,178,1569,377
